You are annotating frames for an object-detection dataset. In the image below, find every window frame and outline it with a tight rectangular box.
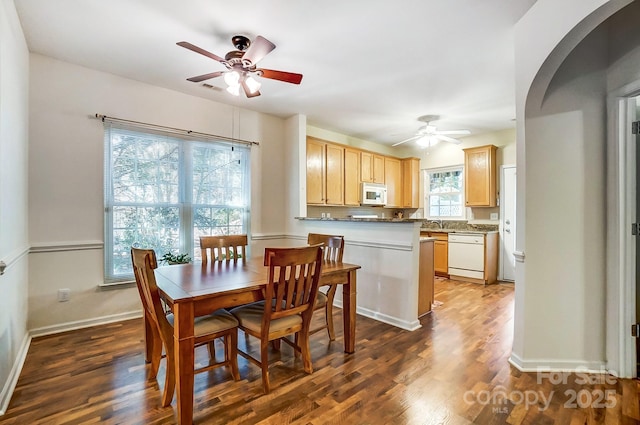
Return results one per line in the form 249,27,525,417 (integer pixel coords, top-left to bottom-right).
424,165,465,220
103,124,251,282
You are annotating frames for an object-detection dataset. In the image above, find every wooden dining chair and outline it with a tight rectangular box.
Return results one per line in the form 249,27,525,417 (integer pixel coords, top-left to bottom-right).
307,233,345,341
230,244,324,394
130,247,240,407
200,234,248,263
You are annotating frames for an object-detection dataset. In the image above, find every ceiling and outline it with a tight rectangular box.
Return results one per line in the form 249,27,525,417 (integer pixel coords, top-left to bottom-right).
14,0,537,146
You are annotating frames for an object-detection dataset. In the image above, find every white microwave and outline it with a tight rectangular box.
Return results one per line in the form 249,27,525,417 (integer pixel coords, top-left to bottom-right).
361,182,387,206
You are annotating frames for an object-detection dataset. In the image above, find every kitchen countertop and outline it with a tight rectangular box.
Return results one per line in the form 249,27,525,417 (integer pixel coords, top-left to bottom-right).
295,217,498,234
295,216,424,223
420,229,499,234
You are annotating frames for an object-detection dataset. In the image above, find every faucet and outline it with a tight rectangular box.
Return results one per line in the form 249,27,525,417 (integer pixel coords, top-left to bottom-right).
429,219,444,229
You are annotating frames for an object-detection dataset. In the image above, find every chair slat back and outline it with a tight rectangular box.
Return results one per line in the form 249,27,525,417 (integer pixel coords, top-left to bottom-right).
307,233,344,262
200,235,248,263
262,245,323,321
131,248,173,342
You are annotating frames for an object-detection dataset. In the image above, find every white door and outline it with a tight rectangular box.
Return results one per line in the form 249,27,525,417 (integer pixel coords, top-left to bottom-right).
501,166,517,281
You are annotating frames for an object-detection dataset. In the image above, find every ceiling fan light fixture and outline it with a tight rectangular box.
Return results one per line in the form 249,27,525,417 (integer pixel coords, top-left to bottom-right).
223,70,240,87
416,136,439,148
226,84,240,96
245,75,261,94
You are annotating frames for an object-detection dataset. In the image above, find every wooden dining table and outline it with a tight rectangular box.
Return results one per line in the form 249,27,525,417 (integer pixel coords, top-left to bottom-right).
149,255,360,425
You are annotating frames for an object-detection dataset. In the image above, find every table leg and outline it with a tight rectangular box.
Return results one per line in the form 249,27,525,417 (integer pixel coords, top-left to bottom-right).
173,302,195,425
343,269,357,353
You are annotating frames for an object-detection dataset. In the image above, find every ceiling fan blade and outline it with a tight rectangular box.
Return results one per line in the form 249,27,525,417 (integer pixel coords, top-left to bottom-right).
392,135,420,147
177,41,225,63
435,129,471,135
434,134,463,144
242,36,276,65
186,71,224,82
241,79,261,98
257,69,303,84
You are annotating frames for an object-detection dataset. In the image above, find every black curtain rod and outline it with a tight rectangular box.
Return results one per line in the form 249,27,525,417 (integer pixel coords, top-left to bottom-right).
94,114,260,146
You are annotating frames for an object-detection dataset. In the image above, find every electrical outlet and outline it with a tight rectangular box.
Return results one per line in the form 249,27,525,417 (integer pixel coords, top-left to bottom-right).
58,288,70,302
490,213,499,220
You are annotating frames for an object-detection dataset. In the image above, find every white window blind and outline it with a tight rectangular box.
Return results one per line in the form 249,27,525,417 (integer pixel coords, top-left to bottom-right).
424,166,465,219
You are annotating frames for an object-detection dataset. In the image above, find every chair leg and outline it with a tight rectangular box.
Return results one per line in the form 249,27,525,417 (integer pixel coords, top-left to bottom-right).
271,339,281,350
207,340,216,360
149,326,163,378
325,285,337,341
161,349,176,407
227,331,240,381
260,339,271,394
299,328,313,374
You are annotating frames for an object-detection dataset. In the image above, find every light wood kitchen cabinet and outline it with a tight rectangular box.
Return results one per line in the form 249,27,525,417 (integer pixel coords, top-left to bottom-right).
344,147,361,206
402,157,420,208
361,151,385,183
306,137,344,205
384,157,402,207
418,238,435,317
463,144,497,207
423,232,449,277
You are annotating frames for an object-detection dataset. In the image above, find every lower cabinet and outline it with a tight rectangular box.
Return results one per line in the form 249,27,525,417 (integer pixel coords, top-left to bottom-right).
423,232,449,277
418,238,435,317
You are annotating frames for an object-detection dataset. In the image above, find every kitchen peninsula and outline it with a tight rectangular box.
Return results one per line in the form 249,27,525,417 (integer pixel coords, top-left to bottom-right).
294,217,428,330
294,216,499,330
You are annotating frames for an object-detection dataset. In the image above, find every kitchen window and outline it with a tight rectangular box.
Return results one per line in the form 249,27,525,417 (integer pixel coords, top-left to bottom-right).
425,166,465,219
104,125,250,282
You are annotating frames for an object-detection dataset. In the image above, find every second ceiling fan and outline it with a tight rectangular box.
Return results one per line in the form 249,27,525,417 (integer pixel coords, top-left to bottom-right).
392,115,470,147
177,34,303,98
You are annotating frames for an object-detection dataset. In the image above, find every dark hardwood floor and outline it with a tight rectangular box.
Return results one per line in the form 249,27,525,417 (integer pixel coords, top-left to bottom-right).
2,278,639,424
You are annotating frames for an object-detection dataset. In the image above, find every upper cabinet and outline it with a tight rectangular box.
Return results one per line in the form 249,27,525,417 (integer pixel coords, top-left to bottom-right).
306,137,421,209
463,145,497,207
402,158,420,208
384,157,402,208
361,151,385,184
344,147,361,206
306,137,344,205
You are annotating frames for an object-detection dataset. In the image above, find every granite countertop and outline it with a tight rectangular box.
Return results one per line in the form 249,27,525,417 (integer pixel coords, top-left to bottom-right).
295,216,499,234
421,229,499,234
295,216,424,223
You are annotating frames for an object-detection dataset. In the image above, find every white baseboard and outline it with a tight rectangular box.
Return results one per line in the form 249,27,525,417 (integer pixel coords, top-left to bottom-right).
29,310,142,338
0,333,31,415
509,353,607,374
333,300,421,331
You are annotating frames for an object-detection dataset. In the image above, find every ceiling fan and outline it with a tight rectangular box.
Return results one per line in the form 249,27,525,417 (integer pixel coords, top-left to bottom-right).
177,34,303,98
392,115,470,147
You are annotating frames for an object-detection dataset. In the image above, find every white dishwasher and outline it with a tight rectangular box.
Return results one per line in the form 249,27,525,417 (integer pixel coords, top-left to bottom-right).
448,233,485,280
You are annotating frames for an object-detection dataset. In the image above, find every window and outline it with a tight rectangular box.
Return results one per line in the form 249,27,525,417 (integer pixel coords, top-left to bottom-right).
425,166,465,219
104,125,250,281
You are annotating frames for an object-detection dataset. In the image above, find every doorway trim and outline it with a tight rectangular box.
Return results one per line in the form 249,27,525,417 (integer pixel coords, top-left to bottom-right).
499,164,516,282
607,83,640,378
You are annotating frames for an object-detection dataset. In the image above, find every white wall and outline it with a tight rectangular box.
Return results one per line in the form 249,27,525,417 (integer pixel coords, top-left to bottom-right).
512,0,633,372
418,128,516,170
0,0,30,413
28,54,289,331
